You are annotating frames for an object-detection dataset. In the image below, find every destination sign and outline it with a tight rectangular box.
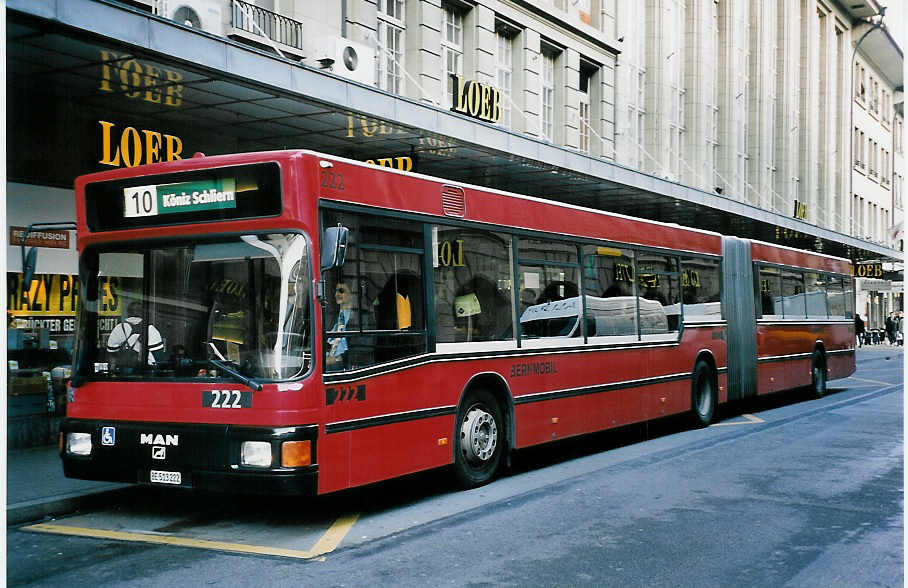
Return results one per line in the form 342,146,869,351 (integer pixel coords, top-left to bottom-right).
123,178,236,218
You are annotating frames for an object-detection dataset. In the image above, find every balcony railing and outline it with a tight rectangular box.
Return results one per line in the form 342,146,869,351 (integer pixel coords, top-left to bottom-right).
232,0,302,50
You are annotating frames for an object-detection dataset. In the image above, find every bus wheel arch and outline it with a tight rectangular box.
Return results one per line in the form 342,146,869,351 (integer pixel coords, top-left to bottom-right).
690,353,718,427
452,373,512,488
811,344,827,398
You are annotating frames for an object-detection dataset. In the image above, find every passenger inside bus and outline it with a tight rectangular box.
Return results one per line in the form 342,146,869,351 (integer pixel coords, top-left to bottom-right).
106,301,165,368
374,270,423,362
326,279,373,371
453,276,512,341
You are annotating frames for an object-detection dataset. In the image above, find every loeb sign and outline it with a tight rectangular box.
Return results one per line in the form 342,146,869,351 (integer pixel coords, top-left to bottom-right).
450,75,502,124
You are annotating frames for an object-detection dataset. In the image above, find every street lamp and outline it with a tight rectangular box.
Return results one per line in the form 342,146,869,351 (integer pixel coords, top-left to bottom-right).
848,9,887,240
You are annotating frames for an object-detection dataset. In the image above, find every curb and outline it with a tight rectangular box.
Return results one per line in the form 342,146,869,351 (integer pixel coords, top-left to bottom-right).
7,485,133,526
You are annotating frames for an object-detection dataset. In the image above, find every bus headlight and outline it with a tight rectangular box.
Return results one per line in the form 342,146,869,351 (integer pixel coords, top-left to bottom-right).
67,432,93,456
241,441,273,467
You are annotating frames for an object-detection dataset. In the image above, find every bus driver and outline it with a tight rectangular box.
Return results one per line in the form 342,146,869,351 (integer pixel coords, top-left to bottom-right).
106,301,165,365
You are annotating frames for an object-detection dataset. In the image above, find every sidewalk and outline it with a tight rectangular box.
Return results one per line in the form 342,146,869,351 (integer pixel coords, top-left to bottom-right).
6,444,129,526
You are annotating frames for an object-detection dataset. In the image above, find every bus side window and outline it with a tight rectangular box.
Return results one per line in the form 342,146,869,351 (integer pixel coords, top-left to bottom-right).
758,265,783,319
637,253,680,336
804,272,828,319
582,245,637,338
518,238,581,339
363,249,426,364
433,227,514,344
781,269,806,318
826,276,846,318
681,256,721,322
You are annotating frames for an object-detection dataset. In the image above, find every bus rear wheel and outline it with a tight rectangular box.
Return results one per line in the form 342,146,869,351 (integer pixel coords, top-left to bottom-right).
691,360,717,427
453,389,503,488
811,351,827,398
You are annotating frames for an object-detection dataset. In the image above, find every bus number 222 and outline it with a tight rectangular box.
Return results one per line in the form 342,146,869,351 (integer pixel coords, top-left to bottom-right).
203,390,251,409
321,171,344,190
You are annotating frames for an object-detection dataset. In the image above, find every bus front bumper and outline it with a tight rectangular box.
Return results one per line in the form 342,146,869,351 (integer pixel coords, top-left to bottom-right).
60,419,319,495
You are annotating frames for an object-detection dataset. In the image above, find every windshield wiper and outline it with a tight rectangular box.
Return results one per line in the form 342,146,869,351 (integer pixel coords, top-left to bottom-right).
204,352,262,391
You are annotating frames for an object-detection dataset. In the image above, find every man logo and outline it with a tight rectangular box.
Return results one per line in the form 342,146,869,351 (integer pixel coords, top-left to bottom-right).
152,446,166,460
102,426,116,446
140,433,179,446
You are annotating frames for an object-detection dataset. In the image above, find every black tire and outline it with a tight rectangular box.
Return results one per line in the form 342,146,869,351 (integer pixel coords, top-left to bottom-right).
691,360,717,427
811,350,827,398
453,389,504,488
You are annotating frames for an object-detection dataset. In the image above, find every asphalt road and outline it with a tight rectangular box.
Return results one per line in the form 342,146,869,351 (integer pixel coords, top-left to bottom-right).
8,347,903,587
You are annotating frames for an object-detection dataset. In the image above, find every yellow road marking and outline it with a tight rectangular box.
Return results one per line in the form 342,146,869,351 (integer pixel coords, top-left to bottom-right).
308,513,360,555
710,413,765,427
26,513,360,560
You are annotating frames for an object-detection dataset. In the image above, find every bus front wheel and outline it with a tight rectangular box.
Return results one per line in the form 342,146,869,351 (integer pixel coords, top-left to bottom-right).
453,389,503,488
691,360,717,427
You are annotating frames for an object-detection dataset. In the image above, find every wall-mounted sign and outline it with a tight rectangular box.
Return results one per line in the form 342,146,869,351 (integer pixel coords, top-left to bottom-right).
365,156,414,172
858,278,891,292
99,120,183,168
7,273,123,335
793,200,808,220
450,75,502,123
9,226,70,249
853,263,884,278
99,50,184,107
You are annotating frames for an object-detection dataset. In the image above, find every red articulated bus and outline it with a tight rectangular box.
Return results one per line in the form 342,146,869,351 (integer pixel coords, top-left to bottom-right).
58,150,856,494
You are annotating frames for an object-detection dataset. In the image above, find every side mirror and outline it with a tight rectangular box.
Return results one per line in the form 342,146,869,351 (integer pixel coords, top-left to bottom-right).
320,225,349,271
19,222,76,291
22,247,37,291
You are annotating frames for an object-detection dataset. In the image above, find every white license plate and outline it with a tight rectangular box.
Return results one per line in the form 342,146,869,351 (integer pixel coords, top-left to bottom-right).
149,470,182,485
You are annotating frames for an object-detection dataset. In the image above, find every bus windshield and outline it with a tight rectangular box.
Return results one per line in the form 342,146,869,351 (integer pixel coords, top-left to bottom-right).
76,233,311,383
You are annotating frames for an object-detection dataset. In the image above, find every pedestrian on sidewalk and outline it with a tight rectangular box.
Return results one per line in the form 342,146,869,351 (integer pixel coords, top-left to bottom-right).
885,313,896,345
855,314,865,347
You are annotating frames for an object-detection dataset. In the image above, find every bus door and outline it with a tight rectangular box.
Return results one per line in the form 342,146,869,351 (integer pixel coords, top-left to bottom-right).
721,236,757,401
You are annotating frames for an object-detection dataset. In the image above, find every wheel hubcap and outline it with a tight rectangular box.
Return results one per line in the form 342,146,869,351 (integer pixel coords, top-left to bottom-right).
461,406,497,464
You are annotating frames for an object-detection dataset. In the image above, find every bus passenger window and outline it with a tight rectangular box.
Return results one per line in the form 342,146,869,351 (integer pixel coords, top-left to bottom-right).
582,245,637,338
681,257,722,322
321,210,426,370
781,269,806,319
433,228,514,343
518,238,581,340
758,266,783,319
843,277,855,318
804,272,828,319
826,276,846,318
637,253,680,336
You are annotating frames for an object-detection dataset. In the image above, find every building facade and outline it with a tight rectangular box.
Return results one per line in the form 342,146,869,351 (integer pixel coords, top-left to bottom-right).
242,0,902,246
5,0,903,446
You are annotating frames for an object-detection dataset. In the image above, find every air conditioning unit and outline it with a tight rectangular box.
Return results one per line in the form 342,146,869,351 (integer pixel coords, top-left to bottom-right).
165,0,222,34
314,37,375,85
